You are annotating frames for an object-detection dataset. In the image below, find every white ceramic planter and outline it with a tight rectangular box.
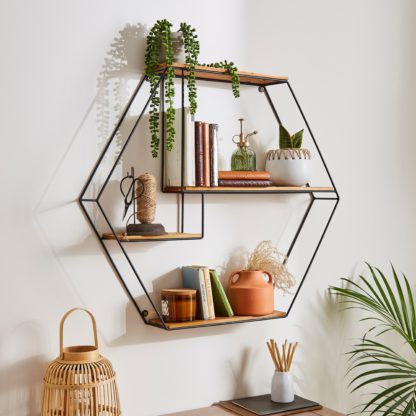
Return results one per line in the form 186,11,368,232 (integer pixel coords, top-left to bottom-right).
271,371,295,403
159,32,186,63
265,148,311,186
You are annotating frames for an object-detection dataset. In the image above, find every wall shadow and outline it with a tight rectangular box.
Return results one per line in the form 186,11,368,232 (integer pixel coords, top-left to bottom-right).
0,322,49,416
96,23,148,156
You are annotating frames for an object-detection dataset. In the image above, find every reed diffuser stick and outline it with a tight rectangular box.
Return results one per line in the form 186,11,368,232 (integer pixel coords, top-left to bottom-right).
274,341,283,372
267,341,279,371
266,339,299,373
288,342,298,370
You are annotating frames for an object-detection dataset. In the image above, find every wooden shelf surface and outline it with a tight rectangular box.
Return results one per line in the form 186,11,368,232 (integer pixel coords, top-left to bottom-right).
102,232,202,242
164,186,335,194
156,63,288,85
162,404,344,416
149,310,286,330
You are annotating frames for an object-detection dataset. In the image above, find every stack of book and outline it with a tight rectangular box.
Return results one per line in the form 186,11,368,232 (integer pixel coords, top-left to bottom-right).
218,394,322,415
182,266,234,320
164,108,219,187
195,121,218,187
218,171,272,187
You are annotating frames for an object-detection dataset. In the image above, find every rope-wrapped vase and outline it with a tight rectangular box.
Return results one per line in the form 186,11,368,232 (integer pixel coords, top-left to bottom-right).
41,308,121,416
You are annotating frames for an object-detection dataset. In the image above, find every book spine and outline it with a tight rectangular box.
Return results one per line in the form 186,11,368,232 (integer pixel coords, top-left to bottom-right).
210,269,234,317
203,267,215,319
165,108,195,187
202,122,210,186
198,268,210,320
218,179,273,187
218,171,271,181
164,109,182,187
209,124,219,186
185,111,195,186
194,121,204,186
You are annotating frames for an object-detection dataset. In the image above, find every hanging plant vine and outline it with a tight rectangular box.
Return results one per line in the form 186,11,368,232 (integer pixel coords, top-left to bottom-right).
145,20,241,157
179,22,200,116
145,19,175,158
203,60,240,98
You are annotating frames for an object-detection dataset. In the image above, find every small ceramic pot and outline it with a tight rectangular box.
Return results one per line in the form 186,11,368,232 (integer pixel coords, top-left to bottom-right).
227,270,274,316
271,371,294,403
265,149,311,186
159,32,186,63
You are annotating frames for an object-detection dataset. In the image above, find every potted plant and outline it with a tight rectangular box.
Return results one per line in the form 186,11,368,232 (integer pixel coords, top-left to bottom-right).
330,263,416,415
145,19,241,157
265,125,311,186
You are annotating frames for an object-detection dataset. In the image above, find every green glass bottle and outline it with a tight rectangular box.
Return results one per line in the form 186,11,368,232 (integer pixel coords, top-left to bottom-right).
231,147,256,171
231,118,258,171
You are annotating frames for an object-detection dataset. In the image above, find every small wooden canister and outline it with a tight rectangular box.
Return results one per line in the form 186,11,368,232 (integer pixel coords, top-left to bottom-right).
161,289,197,322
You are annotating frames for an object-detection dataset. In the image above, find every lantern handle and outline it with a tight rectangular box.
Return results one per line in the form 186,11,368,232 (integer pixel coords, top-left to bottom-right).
59,308,99,357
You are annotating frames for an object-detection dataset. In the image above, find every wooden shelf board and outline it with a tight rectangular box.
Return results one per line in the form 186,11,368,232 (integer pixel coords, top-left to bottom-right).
164,186,335,194
156,63,288,85
101,232,202,242
148,310,286,330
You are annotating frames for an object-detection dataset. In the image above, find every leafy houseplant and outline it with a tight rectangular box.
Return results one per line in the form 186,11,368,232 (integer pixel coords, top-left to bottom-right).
145,19,241,157
279,125,304,149
330,263,416,415
265,124,311,186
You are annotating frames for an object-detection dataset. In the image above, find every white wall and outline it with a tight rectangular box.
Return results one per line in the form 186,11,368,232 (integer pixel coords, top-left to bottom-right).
1,1,416,415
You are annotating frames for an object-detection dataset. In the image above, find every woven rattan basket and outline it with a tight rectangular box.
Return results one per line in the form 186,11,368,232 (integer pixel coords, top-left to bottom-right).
41,308,121,415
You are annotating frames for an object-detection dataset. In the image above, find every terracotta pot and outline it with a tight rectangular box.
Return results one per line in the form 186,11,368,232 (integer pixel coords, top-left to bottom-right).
227,270,274,316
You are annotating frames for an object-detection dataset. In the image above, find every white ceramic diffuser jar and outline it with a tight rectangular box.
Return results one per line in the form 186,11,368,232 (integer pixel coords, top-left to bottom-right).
271,371,295,403
265,149,311,186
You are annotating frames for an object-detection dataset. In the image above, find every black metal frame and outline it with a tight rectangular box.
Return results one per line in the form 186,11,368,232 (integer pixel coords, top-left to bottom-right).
79,65,340,331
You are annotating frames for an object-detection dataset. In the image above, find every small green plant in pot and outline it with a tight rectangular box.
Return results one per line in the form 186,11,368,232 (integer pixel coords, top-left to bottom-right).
145,19,241,158
265,125,311,186
330,263,416,415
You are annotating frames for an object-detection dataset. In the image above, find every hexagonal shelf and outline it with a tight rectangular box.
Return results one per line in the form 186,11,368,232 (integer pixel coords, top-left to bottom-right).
79,64,339,331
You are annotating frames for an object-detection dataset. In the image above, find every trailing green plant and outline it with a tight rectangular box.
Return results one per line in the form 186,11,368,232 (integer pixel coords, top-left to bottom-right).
145,20,241,157
145,19,175,157
279,125,304,149
179,22,200,115
330,263,416,415
203,61,240,98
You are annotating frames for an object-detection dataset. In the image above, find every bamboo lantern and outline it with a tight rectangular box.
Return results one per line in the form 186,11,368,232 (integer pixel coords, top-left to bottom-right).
41,308,121,416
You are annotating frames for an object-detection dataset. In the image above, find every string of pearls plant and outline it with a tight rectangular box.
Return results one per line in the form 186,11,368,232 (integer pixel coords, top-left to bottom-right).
145,19,241,158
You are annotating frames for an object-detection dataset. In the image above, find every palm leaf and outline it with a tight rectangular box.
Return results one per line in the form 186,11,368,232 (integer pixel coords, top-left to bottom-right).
330,263,416,415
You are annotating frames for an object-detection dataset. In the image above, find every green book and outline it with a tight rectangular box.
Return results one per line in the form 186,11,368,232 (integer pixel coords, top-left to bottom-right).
209,269,234,317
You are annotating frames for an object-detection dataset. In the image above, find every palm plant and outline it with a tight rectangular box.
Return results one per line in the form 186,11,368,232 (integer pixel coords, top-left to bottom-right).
330,263,416,415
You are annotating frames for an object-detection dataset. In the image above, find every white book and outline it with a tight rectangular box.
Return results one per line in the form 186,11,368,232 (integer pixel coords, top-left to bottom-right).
164,107,195,187
198,268,210,320
203,267,215,319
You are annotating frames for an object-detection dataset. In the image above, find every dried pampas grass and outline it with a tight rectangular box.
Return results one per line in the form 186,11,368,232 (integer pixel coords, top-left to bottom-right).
246,240,295,294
